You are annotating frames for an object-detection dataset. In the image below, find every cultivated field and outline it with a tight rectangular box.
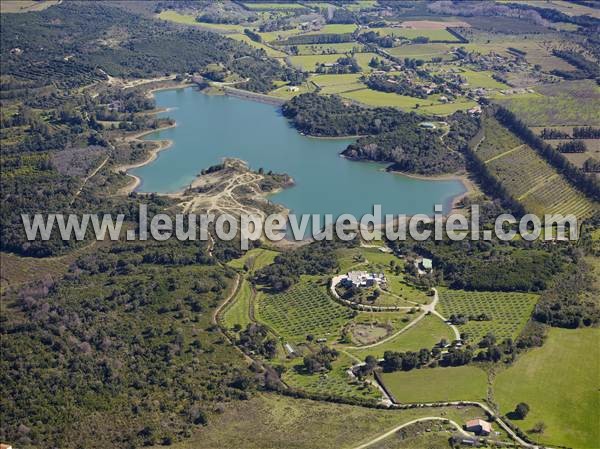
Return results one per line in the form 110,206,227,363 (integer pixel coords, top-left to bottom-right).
494,327,600,449
437,288,538,344
360,27,460,42
478,116,598,218
380,365,488,403
256,277,354,342
496,80,600,126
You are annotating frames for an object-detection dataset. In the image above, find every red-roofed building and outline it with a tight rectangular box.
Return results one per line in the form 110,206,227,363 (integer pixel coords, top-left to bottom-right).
465,419,492,436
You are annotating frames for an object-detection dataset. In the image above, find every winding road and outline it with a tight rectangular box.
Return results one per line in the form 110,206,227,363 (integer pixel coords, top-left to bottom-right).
343,287,459,350
352,416,470,449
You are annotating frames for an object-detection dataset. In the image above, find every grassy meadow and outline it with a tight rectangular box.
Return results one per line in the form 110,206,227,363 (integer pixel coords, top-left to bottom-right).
495,80,600,126
494,327,600,449
158,10,247,32
349,315,454,360
157,393,496,449
222,279,254,331
227,247,279,272
381,365,488,404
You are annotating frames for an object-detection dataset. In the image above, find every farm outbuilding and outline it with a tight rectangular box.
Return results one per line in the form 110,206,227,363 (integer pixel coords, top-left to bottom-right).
464,419,492,436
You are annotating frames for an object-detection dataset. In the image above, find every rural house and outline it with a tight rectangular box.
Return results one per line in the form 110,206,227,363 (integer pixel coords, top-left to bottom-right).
465,419,492,436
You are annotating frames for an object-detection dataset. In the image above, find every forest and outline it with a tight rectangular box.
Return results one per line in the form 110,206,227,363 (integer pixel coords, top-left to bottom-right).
282,93,423,136
1,2,300,93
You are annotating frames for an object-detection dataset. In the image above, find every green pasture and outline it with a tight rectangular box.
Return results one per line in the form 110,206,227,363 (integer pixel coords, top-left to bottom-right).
380,365,488,403
494,327,600,449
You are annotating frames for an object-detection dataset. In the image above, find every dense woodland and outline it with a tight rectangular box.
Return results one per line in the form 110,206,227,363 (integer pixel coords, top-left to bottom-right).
344,111,479,175
388,236,567,292
253,241,340,291
282,93,423,136
282,94,479,174
1,2,300,93
0,240,256,448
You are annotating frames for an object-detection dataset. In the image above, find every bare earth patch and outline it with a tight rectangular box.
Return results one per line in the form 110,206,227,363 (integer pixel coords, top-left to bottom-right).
352,324,389,345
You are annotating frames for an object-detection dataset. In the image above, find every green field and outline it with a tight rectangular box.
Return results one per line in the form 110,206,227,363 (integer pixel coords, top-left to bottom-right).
288,52,382,72
478,115,598,218
495,80,600,126
349,315,454,359
305,24,358,34
341,88,476,114
242,2,307,9
341,88,425,109
256,278,354,342
361,27,459,42
222,279,254,331
269,80,317,98
418,99,478,115
288,54,343,71
381,365,488,403
227,248,279,272
494,327,600,449
458,69,509,89
437,289,538,344
228,33,288,57
311,73,365,94
385,43,456,61
158,11,247,32
258,28,304,43
296,42,365,55
354,52,392,72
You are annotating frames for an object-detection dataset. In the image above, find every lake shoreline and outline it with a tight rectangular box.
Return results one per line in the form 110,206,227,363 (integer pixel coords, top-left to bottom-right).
125,85,470,218
385,168,476,212
114,124,176,195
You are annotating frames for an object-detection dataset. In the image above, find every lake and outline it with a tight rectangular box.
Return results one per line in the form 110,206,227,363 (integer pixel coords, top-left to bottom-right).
131,87,466,221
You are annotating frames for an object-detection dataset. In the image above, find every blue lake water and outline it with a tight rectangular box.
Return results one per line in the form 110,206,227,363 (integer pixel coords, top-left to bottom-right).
131,87,466,220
